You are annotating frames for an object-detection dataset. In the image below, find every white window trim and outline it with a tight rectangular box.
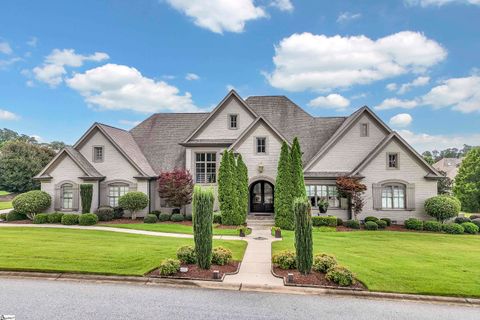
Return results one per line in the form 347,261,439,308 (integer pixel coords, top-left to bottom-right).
255,136,268,155
381,183,406,210
61,183,74,210
194,152,217,184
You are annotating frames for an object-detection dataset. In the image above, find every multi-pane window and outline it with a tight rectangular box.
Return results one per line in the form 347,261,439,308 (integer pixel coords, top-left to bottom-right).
256,137,266,154
229,114,238,129
109,184,128,207
62,183,73,209
382,185,405,209
387,153,399,169
195,152,216,183
360,123,369,137
306,185,340,208
93,146,104,162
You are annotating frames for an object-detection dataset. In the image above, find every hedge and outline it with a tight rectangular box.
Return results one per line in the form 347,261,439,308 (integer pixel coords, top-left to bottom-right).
311,215,337,227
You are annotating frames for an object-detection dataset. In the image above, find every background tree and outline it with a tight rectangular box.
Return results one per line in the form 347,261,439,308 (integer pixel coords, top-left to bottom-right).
291,137,306,199
193,185,214,269
118,191,149,220
422,151,434,165
80,184,93,214
158,168,194,214
275,142,294,230
453,147,480,212
336,177,367,220
293,197,313,275
437,170,453,195
236,154,249,224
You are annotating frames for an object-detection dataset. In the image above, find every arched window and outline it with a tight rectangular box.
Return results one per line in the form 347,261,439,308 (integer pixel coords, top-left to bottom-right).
62,183,74,209
108,183,129,207
381,183,405,209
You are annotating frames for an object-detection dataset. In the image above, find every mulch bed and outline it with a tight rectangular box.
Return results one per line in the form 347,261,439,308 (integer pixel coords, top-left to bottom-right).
0,193,16,201
148,261,240,281
336,225,406,232
273,267,365,290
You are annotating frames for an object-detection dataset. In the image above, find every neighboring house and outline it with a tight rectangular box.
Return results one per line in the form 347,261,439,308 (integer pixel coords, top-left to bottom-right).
433,157,463,180
35,90,441,222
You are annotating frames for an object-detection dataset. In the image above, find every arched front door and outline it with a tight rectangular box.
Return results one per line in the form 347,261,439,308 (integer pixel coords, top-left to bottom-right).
250,181,274,213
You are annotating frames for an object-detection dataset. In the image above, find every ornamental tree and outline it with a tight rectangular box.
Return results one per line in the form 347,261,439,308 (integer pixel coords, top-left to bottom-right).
336,177,367,220
424,195,461,223
193,185,214,269
293,197,313,275
118,191,149,220
12,190,51,220
275,141,294,230
158,168,194,213
454,147,480,212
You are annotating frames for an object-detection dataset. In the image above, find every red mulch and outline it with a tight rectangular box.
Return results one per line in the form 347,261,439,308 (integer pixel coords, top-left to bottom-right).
4,219,31,224
149,261,239,280
273,267,365,290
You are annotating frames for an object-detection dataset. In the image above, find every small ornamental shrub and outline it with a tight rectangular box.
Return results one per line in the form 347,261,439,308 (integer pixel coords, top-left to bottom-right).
469,215,480,220
213,212,222,224
380,218,392,226
6,210,27,221
442,223,464,234
158,258,180,276
33,213,49,224
12,190,51,220
424,195,461,223
212,246,232,266
376,219,387,229
171,213,184,222
0,213,6,220
150,210,162,217
312,215,337,227
61,214,79,225
272,250,296,269
113,206,124,219
364,221,378,230
158,213,171,222
143,214,158,224
364,216,379,223
423,220,443,232
312,254,337,273
185,213,193,221
343,220,360,229
471,219,480,229
176,245,196,264
118,191,149,220
404,218,423,231
95,206,114,221
47,212,64,223
454,217,471,224
78,213,98,226
326,266,355,287
461,222,479,234
336,217,343,226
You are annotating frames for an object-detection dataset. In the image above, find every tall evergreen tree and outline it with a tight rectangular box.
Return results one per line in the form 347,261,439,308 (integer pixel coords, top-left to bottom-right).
275,142,294,230
218,150,243,225
454,147,480,212
291,137,306,199
293,197,313,275
193,185,214,269
236,154,249,223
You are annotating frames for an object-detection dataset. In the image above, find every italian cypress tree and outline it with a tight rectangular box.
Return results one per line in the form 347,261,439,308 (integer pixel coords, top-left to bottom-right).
293,197,313,275
80,184,93,214
291,137,306,199
217,149,230,206
275,142,294,230
219,150,242,225
236,154,249,223
193,185,214,269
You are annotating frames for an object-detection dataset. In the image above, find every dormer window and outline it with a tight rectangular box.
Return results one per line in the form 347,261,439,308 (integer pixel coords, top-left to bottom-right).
228,114,238,129
93,146,104,163
360,123,369,137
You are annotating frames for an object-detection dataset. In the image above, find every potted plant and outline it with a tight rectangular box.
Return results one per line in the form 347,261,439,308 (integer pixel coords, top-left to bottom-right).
237,226,248,237
271,226,282,238
318,197,329,214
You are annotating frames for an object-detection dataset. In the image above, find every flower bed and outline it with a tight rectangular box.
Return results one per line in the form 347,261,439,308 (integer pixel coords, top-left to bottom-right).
148,261,240,281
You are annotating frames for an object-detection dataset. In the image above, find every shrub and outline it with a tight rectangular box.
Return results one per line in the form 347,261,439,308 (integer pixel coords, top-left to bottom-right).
471,219,480,229
158,213,171,222
171,213,184,222
78,213,98,226
294,198,313,275
423,220,443,232
118,191,149,220
61,214,79,225
364,216,379,223
143,214,158,224
212,246,232,266
442,223,464,234
461,222,479,234
272,250,296,269
158,258,180,276
150,210,161,217
312,254,337,273
311,215,337,227
343,220,360,229
336,217,343,226
193,186,214,269
213,212,222,224
6,210,27,221
326,266,355,286
380,218,392,226
95,206,115,221
47,212,64,223
113,206,124,219
364,221,378,230
12,190,51,220
185,213,193,221
404,218,423,230
454,217,471,224
33,213,49,224
376,219,387,229
424,195,461,223
176,245,196,264
80,184,93,214
0,213,6,220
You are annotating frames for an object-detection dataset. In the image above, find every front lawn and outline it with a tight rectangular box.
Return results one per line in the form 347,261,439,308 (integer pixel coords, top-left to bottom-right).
273,230,480,297
0,201,12,210
0,227,247,276
0,190,10,196
101,223,249,236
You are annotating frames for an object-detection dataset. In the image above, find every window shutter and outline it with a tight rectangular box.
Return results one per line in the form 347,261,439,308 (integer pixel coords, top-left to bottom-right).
406,183,415,210
100,182,109,207
372,183,382,210
54,185,61,211
129,183,138,192
72,184,80,211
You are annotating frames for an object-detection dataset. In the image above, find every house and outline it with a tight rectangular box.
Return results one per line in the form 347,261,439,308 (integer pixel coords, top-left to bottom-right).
35,90,441,222
433,157,463,180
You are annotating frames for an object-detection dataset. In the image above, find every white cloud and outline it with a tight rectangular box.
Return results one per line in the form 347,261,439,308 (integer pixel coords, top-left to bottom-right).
375,98,419,110
337,12,361,23
66,63,200,113
270,0,294,12
266,31,446,92
119,119,141,127
0,109,19,120
165,0,266,34
33,49,109,87
397,76,430,94
27,37,38,47
398,129,480,152
386,83,398,91
0,57,21,69
185,73,200,80
405,0,480,7
389,113,413,127
308,93,350,111
0,41,12,55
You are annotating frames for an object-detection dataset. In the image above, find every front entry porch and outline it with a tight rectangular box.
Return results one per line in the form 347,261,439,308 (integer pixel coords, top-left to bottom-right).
249,180,274,216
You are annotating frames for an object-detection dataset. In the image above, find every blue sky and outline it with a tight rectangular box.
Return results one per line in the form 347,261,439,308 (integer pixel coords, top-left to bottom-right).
0,0,479,151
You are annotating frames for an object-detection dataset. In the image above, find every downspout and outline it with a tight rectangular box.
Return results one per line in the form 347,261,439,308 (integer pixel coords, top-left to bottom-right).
148,178,152,214
97,180,101,210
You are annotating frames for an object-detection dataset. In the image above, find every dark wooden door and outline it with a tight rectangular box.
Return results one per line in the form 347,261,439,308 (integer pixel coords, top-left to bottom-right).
250,181,274,213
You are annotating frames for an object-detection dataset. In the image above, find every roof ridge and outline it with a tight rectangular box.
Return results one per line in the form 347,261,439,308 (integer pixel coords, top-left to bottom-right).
96,122,129,132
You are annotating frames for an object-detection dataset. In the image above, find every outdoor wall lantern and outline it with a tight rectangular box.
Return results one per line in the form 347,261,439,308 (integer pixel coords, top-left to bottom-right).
258,162,264,173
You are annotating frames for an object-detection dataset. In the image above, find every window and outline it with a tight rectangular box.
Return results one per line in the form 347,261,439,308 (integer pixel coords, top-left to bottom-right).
381,185,405,209
256,137,266,154
360,123,369,137
195,152,216,183
93,146,104,162
62,183,73,209
228,114,238,129
109,184,129,207
306,185,340,208
387,153,399,169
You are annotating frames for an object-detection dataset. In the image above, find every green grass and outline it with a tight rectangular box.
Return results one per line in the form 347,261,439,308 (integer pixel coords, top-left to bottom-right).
0,190,10,196
0,227,247,276
0,201,12,210
101,223,251,236
273,230,480,297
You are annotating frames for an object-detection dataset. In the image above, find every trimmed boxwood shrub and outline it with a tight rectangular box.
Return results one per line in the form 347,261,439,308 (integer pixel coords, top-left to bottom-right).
343,219,360,229
404,218,423,230
454,217,471,224
171,213,184,222
442,223,464,234
144,214,158,224
272,250,296,269
312,254,337,273
6,210,27,221
461,222,479,234
380,218,391,226
47,212,64,223
213,212,222,224
423,220,442,232
158,213,171,222
212,246,232,266
364,216,379,223
113,206,124,219
95,206,114,221
150,210,162,217
471,219,480,229
158,258,180,276
326,266,355,286
33,213,49,224
376,219,387,229
176,245,196,264
425,195,461,223
12,190,51,220
185,213,193,221
312,216,337,227
118,191,149,220
78,213,98,226
364,221,378,230
61,214,79,225
336,217,343,226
